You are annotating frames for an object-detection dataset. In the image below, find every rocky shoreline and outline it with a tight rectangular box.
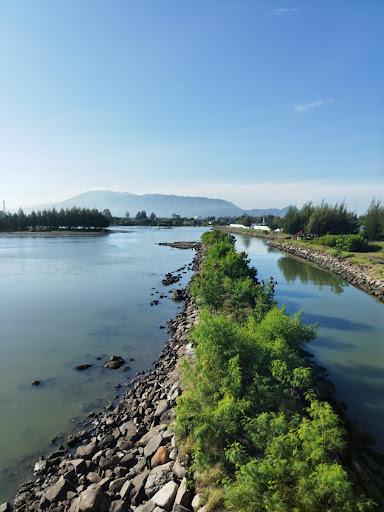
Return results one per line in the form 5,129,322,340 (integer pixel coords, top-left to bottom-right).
1,248,204,512
218,227,384,303
267,240,384,303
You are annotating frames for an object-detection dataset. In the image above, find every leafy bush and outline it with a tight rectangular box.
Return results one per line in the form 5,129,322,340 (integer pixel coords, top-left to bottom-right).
313,234,369,252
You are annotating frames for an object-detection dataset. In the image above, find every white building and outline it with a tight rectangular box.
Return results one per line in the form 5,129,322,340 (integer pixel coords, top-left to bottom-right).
229,223,250,229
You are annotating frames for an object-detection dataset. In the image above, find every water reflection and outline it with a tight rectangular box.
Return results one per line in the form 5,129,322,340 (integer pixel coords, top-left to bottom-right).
277,256,347,294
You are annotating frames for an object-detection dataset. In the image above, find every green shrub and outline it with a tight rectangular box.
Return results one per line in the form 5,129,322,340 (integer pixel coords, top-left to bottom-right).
313,234,369,252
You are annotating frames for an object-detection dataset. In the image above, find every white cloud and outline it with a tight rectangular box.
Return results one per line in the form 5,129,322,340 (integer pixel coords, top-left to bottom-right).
271,8,300,16
294,98,334,113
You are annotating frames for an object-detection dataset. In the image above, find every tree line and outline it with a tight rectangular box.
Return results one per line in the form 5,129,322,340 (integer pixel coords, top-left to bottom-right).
282,200,384,240
0,207,110,231
175,231,375,511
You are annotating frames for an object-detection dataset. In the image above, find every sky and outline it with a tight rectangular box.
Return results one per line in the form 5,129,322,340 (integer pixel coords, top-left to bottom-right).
0,0,383,213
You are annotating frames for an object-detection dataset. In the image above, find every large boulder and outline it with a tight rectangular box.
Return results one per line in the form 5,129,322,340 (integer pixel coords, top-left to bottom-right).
78,486,109,512
144,434,163,458
44,477,70,503
151,481,178,511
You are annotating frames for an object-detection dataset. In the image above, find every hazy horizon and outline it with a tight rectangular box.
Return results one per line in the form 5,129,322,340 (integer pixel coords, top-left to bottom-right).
1,1,383,213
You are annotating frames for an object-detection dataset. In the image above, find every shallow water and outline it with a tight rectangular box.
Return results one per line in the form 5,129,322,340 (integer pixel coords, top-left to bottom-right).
0,226,207,500
235,234,384,451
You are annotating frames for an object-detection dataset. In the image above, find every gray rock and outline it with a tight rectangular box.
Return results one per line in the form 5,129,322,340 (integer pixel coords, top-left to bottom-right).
0,503,12,512
76,441,98,459
74,364,93,371
172,505,191,512
145,462,174,498
86,472,101,484
78,486,109,512
109,499,130,512
109,477,129,493
191,494,203,511
144,434,163,458
130,469,149,506
135,501,156,512
119,479,133,499
138,425,165,447
104,356,125,369
45,477,69,503
152,481,178,511
119,420,138,441
172,460,186,480
154,400,169,417
174,478,191,508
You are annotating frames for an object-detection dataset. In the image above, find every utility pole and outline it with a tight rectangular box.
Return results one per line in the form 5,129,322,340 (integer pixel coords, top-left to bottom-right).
2,200,5,213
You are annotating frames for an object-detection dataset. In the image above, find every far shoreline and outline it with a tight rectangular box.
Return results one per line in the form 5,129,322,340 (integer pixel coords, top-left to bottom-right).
0,230,111,237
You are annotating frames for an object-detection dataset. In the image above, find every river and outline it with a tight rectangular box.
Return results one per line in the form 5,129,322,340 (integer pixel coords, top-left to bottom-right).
0,226,206,500
0,227,383,501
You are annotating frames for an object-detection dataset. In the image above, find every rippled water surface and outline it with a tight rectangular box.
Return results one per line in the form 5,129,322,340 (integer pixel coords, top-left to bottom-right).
235,234,384,452
0,226,207,500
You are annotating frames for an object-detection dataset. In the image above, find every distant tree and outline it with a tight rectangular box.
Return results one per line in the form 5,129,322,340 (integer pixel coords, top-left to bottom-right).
102,208,113,220
149,212,157,222
282,206,303,234
125,211,130,219
363,199,384,240
135,210,147,220
241,215,253,227
306,201,358,235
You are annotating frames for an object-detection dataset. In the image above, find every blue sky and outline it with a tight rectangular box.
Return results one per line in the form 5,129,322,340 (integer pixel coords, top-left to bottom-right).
0,0,383,212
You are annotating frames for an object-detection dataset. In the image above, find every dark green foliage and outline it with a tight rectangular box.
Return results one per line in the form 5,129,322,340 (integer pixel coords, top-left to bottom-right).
282,205,303,234
283,201,359,235
363,200,384,240
306,201,358,235
191,232,273,315
313,234,370,252
176,232,374,511
0,207,110,231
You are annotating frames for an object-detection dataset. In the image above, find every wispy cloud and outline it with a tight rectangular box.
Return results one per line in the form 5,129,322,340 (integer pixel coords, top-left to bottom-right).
271,8,300,16
293,98,334,113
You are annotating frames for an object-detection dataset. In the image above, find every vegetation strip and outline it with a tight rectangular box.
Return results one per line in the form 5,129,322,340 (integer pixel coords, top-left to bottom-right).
175,231,383,511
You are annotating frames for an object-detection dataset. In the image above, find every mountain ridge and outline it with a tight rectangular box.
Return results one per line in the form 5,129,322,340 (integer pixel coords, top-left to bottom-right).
26,190,289,218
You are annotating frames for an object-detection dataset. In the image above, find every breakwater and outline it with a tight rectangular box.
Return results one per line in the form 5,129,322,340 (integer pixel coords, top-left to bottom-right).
267,240,384,303
218,227,384,303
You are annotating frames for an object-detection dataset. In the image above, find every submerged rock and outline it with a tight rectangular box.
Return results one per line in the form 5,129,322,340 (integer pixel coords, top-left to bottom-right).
74,364,93,371
104,356,125,370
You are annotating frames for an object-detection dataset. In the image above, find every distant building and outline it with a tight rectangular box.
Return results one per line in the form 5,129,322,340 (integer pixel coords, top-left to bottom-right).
229,223,250,229
251,224,271,232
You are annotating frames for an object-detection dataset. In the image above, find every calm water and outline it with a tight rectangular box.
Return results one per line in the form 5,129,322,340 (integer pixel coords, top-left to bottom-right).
235,234,384,451
0,226,207,500
1,228,383,501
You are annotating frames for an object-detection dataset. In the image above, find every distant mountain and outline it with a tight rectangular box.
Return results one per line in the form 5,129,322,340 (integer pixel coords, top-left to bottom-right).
28,191,289,218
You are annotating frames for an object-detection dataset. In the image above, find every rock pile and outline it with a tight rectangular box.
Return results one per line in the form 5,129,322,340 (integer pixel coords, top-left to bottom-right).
3,249,205,512
268,241,384,302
